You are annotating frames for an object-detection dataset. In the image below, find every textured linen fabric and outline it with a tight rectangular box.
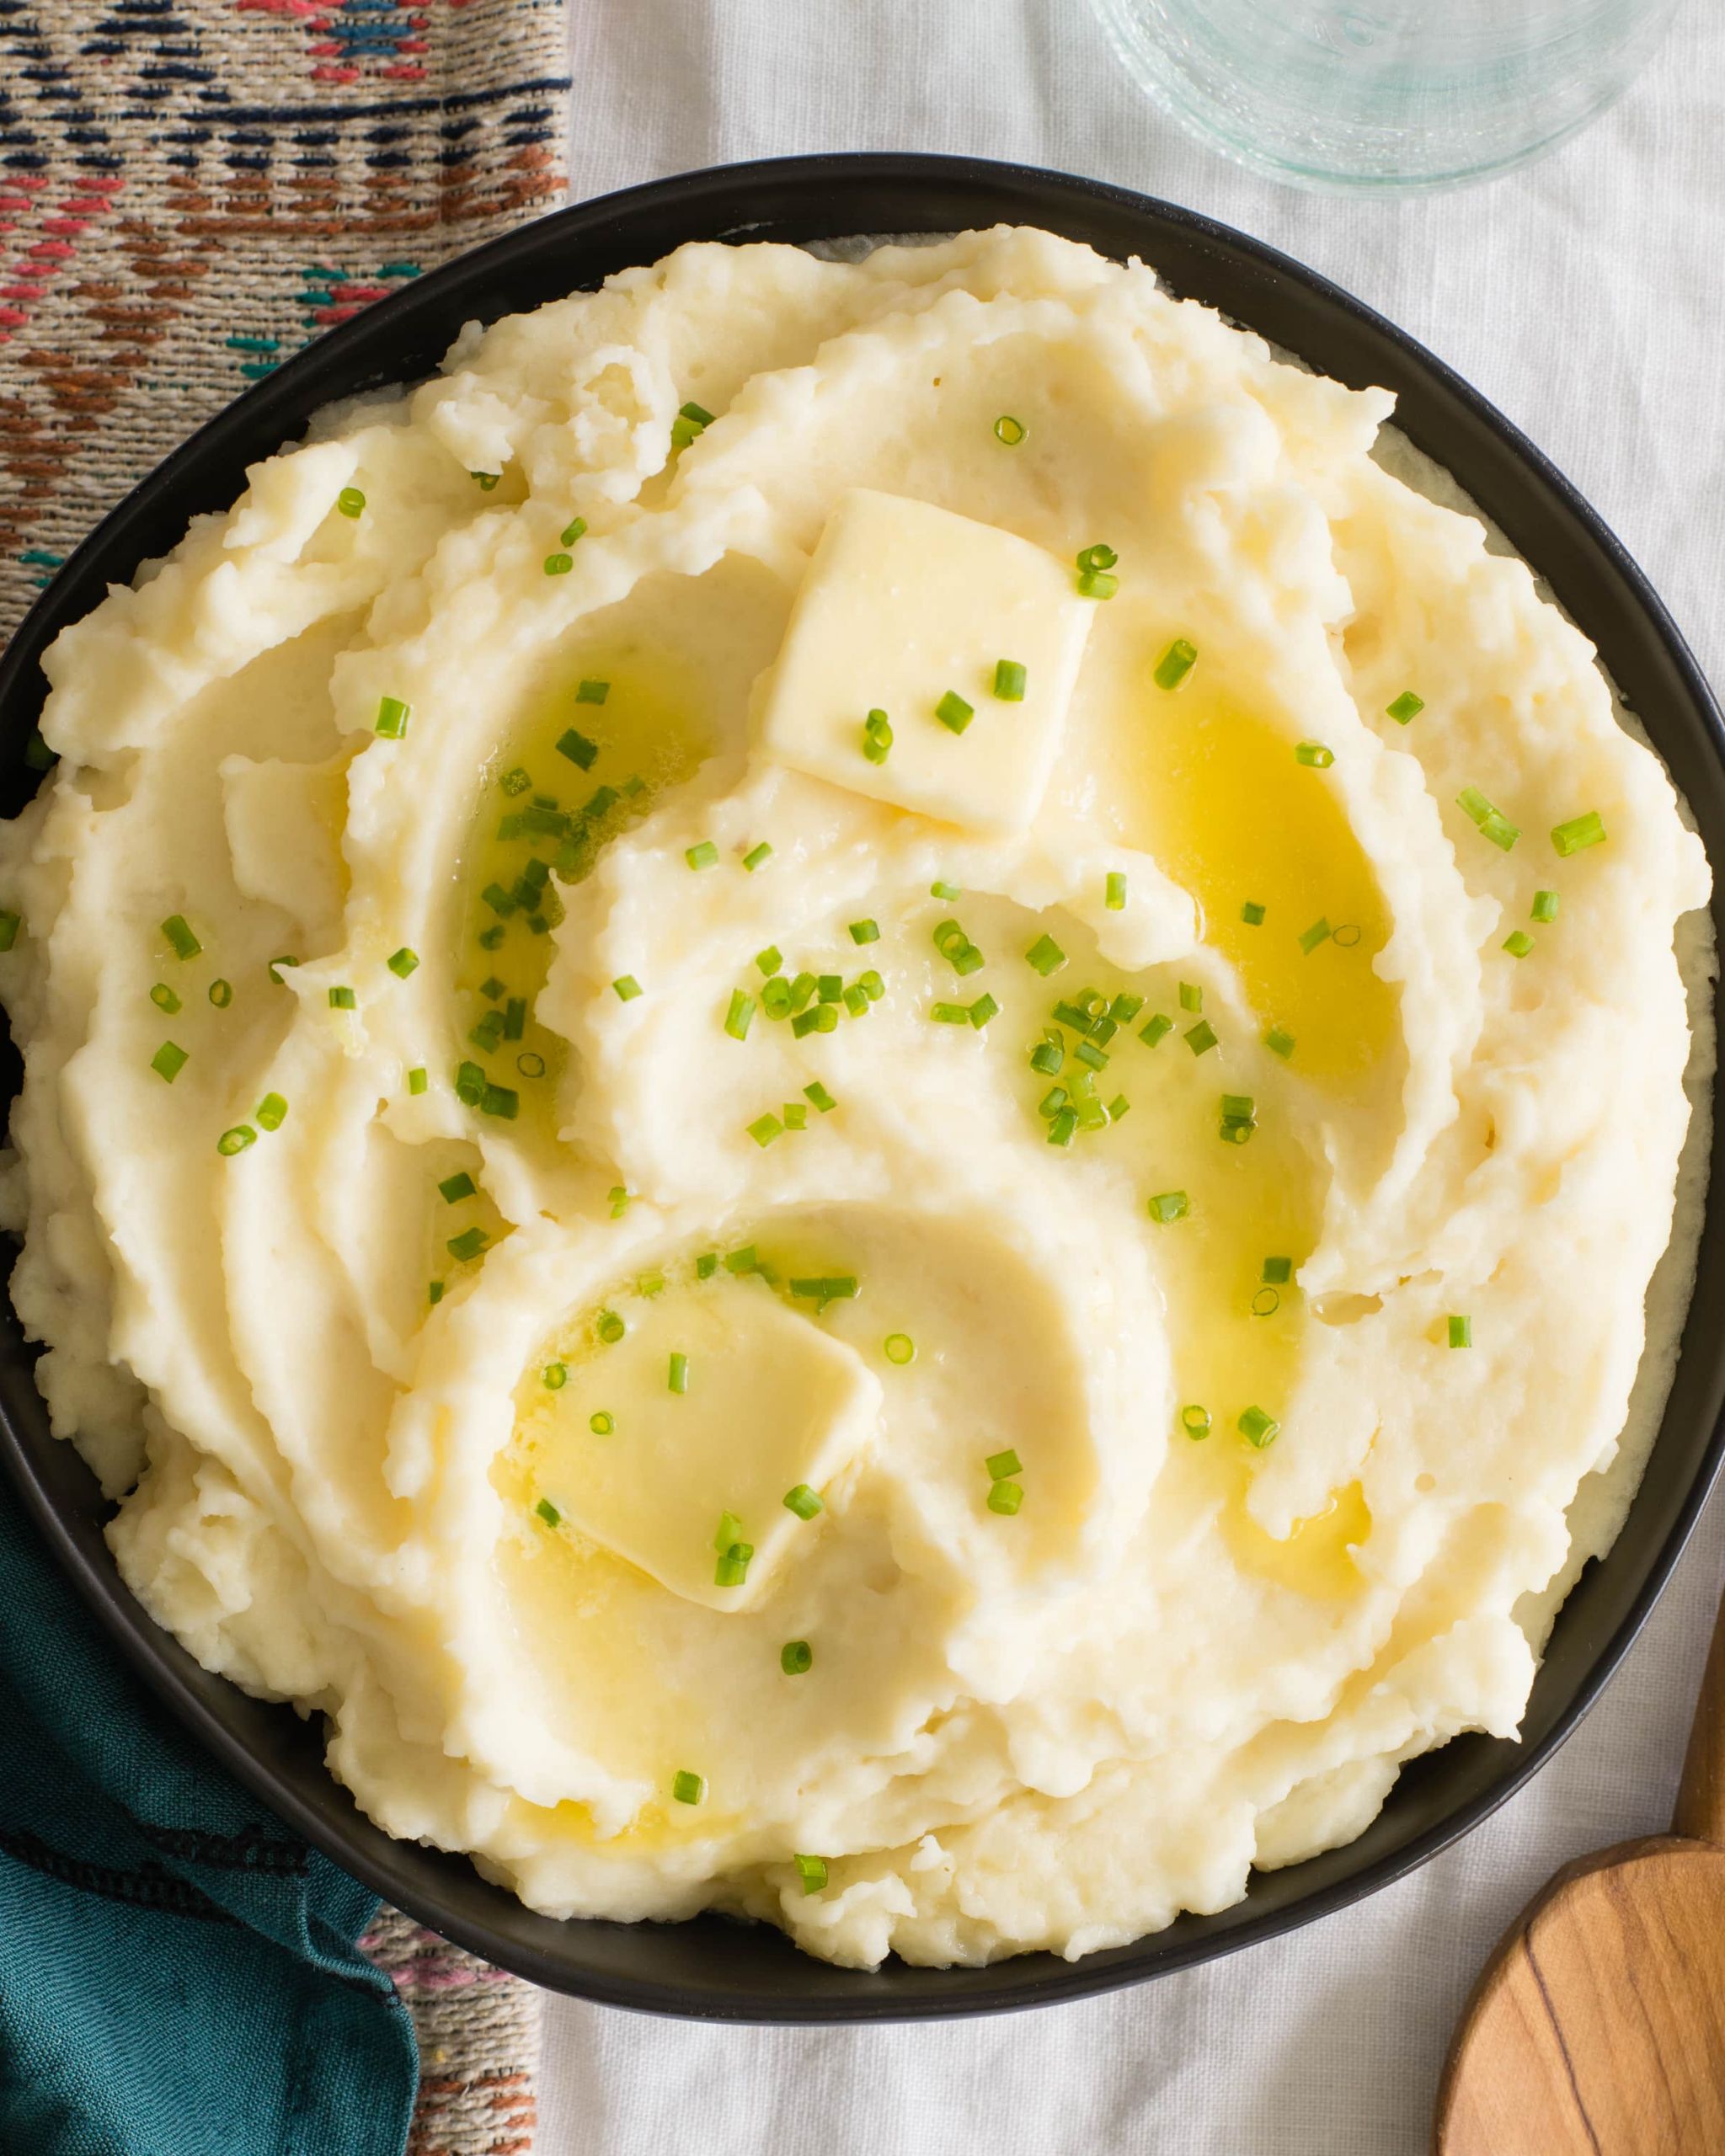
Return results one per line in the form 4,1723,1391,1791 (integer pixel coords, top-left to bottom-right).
0,1483,416,2156
535,4,1725,2153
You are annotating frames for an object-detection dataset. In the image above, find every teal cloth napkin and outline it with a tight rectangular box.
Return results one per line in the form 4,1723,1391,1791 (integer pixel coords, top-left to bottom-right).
0,1479,418,2155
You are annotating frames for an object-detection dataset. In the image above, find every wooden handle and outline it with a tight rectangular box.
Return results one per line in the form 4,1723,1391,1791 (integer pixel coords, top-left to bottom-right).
1674,1565,1725,1844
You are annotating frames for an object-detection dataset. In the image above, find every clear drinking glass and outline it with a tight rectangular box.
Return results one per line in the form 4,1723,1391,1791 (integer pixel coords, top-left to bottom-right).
1087,0,1680,192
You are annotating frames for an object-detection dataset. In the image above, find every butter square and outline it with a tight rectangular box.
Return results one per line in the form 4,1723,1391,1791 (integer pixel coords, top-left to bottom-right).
757,489,1094,836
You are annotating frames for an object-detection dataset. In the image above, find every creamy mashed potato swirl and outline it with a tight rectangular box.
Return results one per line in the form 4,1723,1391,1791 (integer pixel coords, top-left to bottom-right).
0,227,1710,1969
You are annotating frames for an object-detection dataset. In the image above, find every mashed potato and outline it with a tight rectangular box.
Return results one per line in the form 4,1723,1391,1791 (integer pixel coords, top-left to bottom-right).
0,227,1710,1969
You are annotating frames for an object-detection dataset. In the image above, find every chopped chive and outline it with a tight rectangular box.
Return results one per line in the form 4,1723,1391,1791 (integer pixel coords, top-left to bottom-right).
761,977,793,1020
783,1484,824,1520
504,998,526,1041
782,1102,809,1129
929,1001,970,1024
714,1543,752,1588
755,945,782,977
267,954,299,985
734,841,772,875
993,414,1027,446
993,659,1028,702
1047,1107,1077,1146
1241,900,1266,926
23,731,54,771
848,919,879,946
969,993,998,1028
149,983,180,1015
724,1246,757,1275
1448,1314,1472,1348
1105,871,1127,911
1295,741,1334,768
590,1412,615,1434
1551,809,1607,857
1298,918,1332,955
608,1185,630,1218
1458,787,1520,851
1076,543,1118,574
858,969,884,1001
216,1125,256,1157
931,881,962,902
1025,934,1067,978
985,1448,1023,1480
804,1081,837,1113
206,978,235,1012
482,883,517,920
1178,981,1202,1013
666,1353,689,1396
781,1640,813,1675
454,1060,485,1105
1180,1405,1211,1440
747,1113,783,1148
1531,889,1560,923
162,915,201,961
862,707,894,766
686,840,719,871
1154,638,1197,691
1386,691,1424,725
597,1310,625,1344
884,1333,916,1364
788,972,818,1013
790,1276,857,1304
575,679,610,706
150,1041,189,1084
1261,1257,1293,1286
385,947,419,981
1184,1020,1217,1056
1220,1092,1255,1123
841,983,869,1017
697,1252,718,1279
472,472,502,491
556,728,599,771
1107,1093,1130,1120
1503,928,1535,958
612,975,642,1001
1140,1013,1173,1048
447,1226,489,1262
561,517,589,547
792,1006,837,1038
1148,1190,1188,1223
408,1066,429,1096
724,989,756,1040
1074,1039,1108,1071
817,974,843,1003
478,926,505,952
1039,1086,1069,1117
671,1770,706,1806
1076,568,1118,600
543,553,573,575
1264,1026,1295,1060
936,690,975,735
1029,1038,1064,1076
535,1497,560,1528
986,1480,1023,1515
438,1171,477,1204
499,767,531,798
1238,1405,1280,1449
337,486,366,519
479,1083,518,1119
328,985,356,1009
374,696,410,739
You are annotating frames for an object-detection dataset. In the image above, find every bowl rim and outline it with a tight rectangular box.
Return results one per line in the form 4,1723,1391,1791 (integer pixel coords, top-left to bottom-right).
2,150,1722,2024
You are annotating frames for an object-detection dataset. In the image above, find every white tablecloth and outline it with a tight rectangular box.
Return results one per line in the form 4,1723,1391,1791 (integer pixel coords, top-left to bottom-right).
541,6,1725,2148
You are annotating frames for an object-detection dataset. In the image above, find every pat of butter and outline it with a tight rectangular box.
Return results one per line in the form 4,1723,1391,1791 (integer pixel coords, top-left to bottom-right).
757,488,1094,836
525,1273,879,1611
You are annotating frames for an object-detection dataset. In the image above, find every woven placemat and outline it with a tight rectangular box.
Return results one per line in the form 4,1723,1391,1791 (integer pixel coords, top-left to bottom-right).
0,3,572,2148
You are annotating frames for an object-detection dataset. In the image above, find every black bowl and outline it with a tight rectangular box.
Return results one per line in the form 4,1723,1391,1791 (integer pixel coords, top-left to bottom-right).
2,153,1722,2024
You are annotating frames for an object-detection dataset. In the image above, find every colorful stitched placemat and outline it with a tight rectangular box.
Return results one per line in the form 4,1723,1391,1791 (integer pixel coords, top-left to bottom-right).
0,5,570,2149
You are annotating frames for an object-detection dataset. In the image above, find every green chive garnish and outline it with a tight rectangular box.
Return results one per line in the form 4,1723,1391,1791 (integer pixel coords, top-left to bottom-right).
781,1640,813,1675
1242,901,1266,925
542,1362,568,1390
1154,638,1197,691
724,989,755,1040
576,678,609,704
1531,889,1560,922
0,913,23,953
560,518,587,546
858,969,884,1001
1180,1405,1211,1439
714,1543,752,1588
374,696,410,739
936,690,975,735
862,708,893,765
438,1171,476,1203
1238,1406,1280,1449
671,1771,706,1806
804,1081,837,1113
253,1093,287,1132
268,955,300,985
387,947,419,979
1386,691,1423,725
337,486,366,519
743,842,772,872
612,975,641,1001
1140,1013,1173,1048
1147,1190,1188,1223
328,985,356,1009
1448,1315,1472,1348
1551,809,1606,857
206,978,232,1009
1295,741,1334,768
447,1226,488,1262
596,1310,625,1345
969,993,998,1028
993,659,1027,702
1178,982,1202,1012
686,841,719,870
985,1448,1022,1480
1025,934,1066,977
1298,919,1332,954
543,552,573,575
1502,928,1534,957
848,919,879,945
1262,1257,1293,1285
1105,871,1127,910
986,1480,1023,1514
557,728,598,770
1264,1026,1295,1059
535,1497,560,1527
408,1066,428,1095
755,945,782,976
479,1083,518,1119
783,1484,823,1520
1184,1020,1217,1056
590,1412,614,1434
1457,787,1519,851
884,1333,916,1364
931,881,961,901
216,1125,256,1157
151,1041,189,1084
163,915,201,961
747,1113,783,1148
993,414,1026,446
930,1001,969,1023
